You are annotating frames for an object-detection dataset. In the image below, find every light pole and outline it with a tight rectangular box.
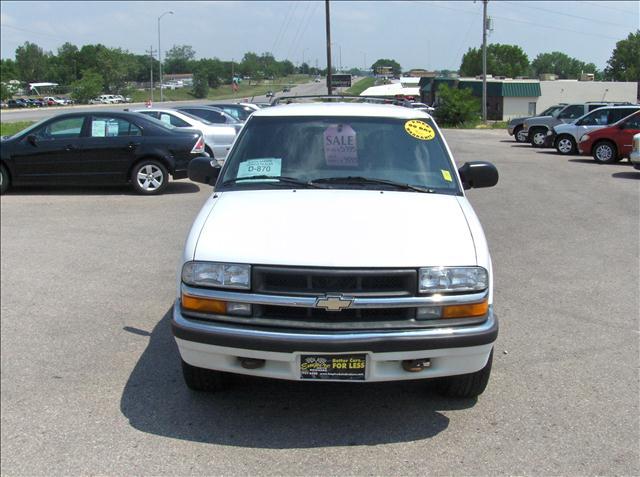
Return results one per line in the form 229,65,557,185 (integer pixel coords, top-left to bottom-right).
158,10,174,102
360,50,366,75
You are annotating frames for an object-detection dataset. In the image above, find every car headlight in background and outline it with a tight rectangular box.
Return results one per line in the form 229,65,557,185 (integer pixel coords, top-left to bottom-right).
181,261,251,289
419,267,488,294
579,134,590,143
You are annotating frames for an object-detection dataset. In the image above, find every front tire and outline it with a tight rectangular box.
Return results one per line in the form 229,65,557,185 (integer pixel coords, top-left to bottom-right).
592,141,618,164
514,126,527,143
529,128,547,148
435,349,493,398
0,164,10,194
131,159,168,195
555,135,577,155
181,360,229,392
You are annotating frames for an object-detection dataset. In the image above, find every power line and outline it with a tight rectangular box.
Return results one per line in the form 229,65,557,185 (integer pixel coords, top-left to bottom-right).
425,2,626,41
288,1,320,62
581,0,639,15
501,0,636,28
270,2,295,55
273,1,299,57
1,23,69,43
286,1,312,61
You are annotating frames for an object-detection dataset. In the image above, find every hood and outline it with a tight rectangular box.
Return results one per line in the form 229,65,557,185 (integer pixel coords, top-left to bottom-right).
508,116,529,125
524,115,552,125
193,189,477,267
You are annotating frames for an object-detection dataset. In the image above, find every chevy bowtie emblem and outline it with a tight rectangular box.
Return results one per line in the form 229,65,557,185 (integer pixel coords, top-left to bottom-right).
315,295,353,312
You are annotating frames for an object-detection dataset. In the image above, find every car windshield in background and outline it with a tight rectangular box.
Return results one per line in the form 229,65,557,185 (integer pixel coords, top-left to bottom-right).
139,115,176,130
181,111,213,125
220,116,460,195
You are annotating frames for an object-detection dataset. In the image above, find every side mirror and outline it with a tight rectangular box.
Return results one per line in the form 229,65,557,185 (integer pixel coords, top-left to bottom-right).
188,157,221,185
458,161,499,190
26,134,37,146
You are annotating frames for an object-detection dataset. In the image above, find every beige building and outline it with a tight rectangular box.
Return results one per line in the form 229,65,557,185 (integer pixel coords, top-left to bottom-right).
537,80,638,111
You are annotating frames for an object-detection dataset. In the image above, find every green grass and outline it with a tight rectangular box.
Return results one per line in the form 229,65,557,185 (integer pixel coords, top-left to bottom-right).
345,77,376,96
0,121,35,137
129,75,312,103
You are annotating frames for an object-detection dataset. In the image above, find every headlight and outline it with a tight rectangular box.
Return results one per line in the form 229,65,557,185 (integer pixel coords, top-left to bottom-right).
419,267,488,293
182,261,251,289
579,134,590,143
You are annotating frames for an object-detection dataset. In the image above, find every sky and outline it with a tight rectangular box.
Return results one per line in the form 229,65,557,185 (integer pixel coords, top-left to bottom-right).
1,1,638,71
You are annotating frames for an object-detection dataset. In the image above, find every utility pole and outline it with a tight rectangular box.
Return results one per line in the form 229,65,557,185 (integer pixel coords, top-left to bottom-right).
158,11,173,102
325,0,332,95
482,0,488,122
146,46,156,102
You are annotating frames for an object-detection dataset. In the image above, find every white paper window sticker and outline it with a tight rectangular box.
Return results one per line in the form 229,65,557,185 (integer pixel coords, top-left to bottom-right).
324,124,358,166
237,158,282,180
91,120,106,137
160,114,172,125
106,121,119,137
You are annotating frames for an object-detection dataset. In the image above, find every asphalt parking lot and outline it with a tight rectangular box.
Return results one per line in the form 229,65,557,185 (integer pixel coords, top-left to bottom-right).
1,129,638,475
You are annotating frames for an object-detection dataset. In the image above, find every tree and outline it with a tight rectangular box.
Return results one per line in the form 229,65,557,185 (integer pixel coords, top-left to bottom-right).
0,82,11,101
192,65,209,98
48,42,79,85
0,59,18,83
70,70,104,103
604,30,640,81
530,51,597,79
434,84,480,126
164,44,196,74
371,58,401,76
15,42,49,82
460,44,529,78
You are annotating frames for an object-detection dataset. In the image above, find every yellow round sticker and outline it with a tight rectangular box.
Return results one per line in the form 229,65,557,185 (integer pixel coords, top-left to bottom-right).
404,120,435,141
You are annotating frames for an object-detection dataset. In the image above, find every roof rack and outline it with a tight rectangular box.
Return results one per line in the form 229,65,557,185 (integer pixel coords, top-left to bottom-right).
270,95,398,106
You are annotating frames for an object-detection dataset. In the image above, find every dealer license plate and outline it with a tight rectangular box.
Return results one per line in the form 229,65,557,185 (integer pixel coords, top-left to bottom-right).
300,354,367,381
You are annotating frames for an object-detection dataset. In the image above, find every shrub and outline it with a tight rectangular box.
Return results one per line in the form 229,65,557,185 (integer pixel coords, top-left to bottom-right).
434,84,480,127
192,67,209,98
70,70,104,103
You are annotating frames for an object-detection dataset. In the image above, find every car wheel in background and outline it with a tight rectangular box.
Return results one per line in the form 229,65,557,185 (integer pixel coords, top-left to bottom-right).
592,141,618,164
0,164,10,194
529,128,547,148
434,349,493,398
130,159,168,195
555,135,577,155
514,126,527,143
181,360,229,392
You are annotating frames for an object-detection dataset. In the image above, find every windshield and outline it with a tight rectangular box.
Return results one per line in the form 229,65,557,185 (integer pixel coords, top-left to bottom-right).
219,116,461,195
541,105,563,117
180,110,213,125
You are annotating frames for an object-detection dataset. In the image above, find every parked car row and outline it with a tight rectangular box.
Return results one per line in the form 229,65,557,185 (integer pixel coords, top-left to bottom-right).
0,101,269,195
88,94,132,104
507,103,640,164
3,97,74,108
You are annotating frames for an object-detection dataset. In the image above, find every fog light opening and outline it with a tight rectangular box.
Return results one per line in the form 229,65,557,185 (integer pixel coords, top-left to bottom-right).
239,357,265,370
402,358,431,372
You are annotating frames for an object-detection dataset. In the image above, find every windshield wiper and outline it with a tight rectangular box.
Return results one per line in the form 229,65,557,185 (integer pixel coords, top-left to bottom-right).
221,175,322,188
310,176,436,193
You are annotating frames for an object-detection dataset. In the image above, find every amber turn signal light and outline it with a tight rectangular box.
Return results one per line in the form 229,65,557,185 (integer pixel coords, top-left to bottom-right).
181,293,226,314
442,299,489,318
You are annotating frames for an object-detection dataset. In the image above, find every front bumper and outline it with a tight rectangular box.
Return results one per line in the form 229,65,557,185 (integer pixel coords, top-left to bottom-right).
630,151,640,169
172,302,498,381
507,126,515,136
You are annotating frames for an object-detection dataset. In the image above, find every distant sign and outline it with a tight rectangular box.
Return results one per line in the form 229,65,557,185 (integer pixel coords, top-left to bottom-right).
328,74,352,88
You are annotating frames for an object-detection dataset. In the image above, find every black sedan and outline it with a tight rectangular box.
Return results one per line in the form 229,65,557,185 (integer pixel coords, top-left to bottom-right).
0,111,206,195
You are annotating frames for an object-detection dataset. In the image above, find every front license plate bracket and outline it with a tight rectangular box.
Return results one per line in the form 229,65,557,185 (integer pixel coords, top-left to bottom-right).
300,353,367,381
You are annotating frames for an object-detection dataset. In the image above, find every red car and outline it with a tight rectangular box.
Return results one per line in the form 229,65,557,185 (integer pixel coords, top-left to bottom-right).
578,110,640,163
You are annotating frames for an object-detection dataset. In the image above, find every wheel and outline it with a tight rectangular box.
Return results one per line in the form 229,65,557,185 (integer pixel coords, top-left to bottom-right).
205,146,214,158
181,360,229,392
555,135,577,155
592,141,618,164
0,164,9,194
529,128,547,148
434,349,493,398
130,159,168,195
514,126,527,143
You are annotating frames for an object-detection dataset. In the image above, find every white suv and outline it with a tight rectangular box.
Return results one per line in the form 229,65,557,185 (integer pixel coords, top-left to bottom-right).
174,101,499,398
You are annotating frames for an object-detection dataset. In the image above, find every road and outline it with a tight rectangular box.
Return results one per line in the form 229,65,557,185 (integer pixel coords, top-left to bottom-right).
1,130,638,475
0,79,330,123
